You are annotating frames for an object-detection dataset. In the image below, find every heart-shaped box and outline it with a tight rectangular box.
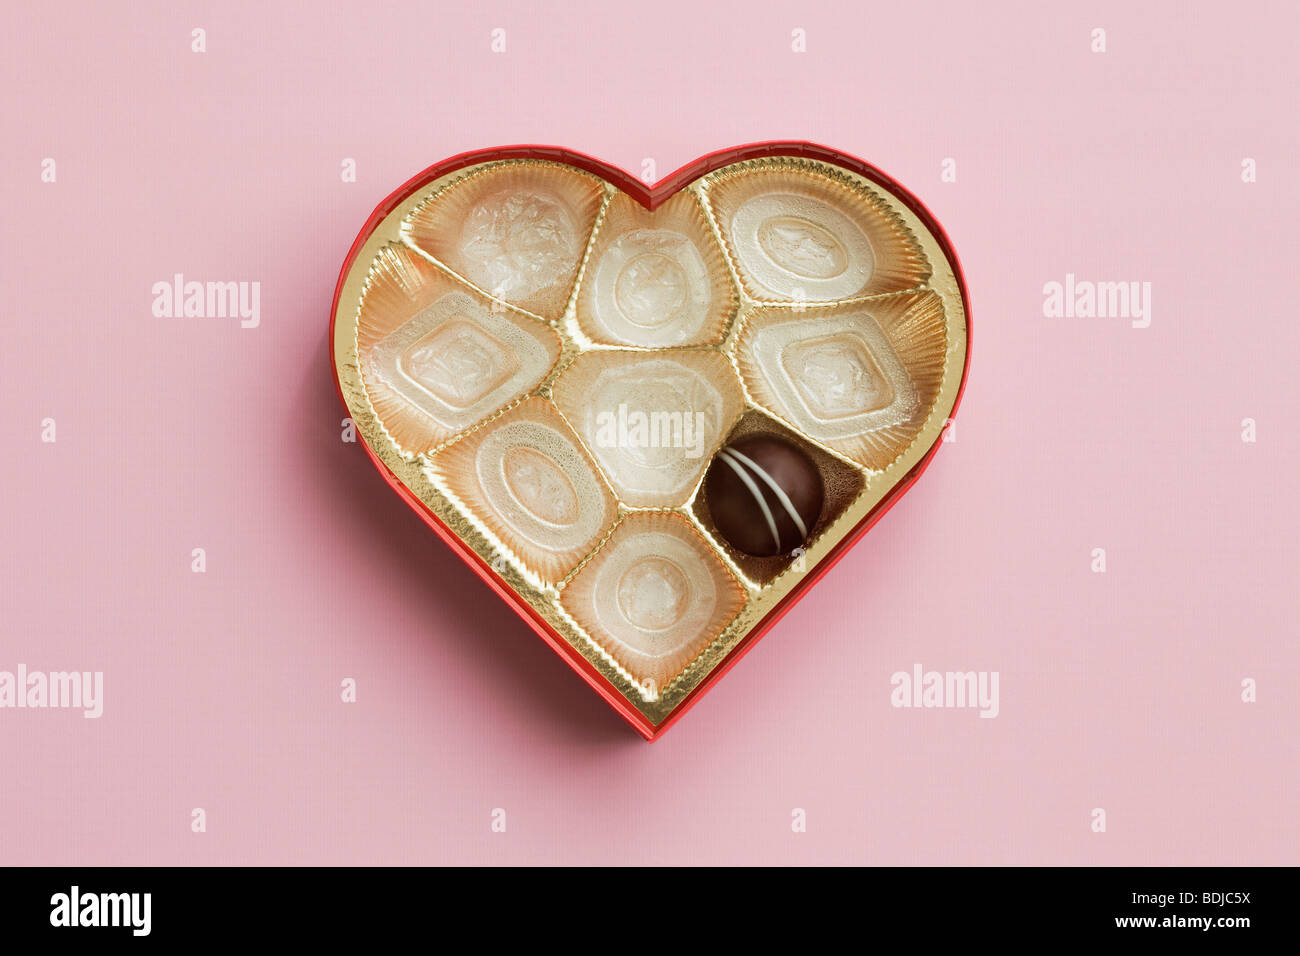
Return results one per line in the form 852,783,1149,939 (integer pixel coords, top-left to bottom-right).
331,143,970,740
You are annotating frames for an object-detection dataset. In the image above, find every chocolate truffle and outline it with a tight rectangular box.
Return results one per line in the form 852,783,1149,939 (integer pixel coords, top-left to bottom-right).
703,434,823,557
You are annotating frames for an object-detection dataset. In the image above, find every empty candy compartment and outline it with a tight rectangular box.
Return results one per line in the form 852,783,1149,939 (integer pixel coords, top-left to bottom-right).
575,189,736,347
428,398,618,584
402,161,605,320
706,160,930,303
551,349,745,508
736,292,948,470
560,511,746,694
357,244,562,455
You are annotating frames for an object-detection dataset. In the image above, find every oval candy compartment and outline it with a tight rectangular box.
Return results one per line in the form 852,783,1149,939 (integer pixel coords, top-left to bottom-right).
332,145,970,739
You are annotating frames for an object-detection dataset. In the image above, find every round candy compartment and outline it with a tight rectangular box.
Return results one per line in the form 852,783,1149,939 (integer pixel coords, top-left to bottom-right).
352,155,954,700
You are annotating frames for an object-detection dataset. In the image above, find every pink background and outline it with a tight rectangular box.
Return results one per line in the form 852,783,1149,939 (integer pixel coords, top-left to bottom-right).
3,0,1297,865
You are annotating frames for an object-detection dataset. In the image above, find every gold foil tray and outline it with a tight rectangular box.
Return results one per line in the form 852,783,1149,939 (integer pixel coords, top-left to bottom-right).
332,147,969,737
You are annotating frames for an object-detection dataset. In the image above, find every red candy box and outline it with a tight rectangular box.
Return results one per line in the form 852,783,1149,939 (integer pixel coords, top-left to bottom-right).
330,142,970,739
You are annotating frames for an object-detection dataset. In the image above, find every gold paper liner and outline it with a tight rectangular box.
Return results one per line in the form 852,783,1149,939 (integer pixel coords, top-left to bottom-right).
736,292,948,471
550,348,745,508
356,243,563,456
704,159,930,303
401,161,605,320
575,189,737,348
559,511,747,695
429,398,618,584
